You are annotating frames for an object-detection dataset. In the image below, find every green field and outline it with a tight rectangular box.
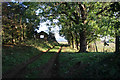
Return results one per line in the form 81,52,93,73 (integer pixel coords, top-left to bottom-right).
25,53,54,78
59,52,120,78
2,39,57,73
2,40,119,78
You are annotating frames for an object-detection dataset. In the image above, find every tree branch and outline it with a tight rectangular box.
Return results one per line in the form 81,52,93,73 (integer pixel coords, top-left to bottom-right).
61,11,77,23
96,6,108,15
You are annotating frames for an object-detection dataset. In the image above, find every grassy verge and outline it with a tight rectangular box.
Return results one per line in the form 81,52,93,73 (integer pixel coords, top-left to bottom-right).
2,45,41,73
2,39,57,73
59,52,120,78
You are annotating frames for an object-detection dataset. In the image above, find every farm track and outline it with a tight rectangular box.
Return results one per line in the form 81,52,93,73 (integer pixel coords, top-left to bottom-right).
39,45,63,78
2,45,56,78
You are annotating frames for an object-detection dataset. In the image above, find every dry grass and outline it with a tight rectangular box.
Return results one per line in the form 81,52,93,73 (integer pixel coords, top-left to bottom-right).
59,41,115,52
58,41,68,44
87,41,115,52
61,46,78,52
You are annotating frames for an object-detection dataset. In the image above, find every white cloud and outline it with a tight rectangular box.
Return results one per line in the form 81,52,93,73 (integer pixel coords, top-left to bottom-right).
55,33,67,42
37,22,49,33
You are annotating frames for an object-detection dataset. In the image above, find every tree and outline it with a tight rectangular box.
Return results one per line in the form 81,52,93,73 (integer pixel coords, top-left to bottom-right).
3,2,119,53
2,2,41,44
96,2,120,52
38,2,110,52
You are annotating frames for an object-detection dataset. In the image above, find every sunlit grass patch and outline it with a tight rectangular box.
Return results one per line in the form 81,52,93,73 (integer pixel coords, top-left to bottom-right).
48,46,60,52
25,39,56,52
87,41,115,52
58,42,68,44
61,46,78,52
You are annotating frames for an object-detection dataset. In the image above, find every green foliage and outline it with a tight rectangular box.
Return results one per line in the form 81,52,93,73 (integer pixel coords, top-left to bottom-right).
37,2,119,51
109,38,115,42
2,2,119,51
2,2,40,44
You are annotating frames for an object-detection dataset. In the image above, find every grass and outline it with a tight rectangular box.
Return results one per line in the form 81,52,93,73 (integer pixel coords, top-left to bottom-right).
25,53,54,78
87,41,115,52
60,41,115,53
82,53,120,78
25,39,58,51
48,46,60,52
2,45,41,73
58,42,68,44
24,45,61,78
2,39,57,73
2,39,119,78
61,46,78,52
59,52,120,78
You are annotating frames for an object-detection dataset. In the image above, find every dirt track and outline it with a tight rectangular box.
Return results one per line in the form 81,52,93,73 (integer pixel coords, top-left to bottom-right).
39,46,62,78
2,45,56,78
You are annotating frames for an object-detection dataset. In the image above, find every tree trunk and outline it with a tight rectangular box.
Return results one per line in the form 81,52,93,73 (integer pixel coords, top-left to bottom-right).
71,36,74,48
78,3,87,52
94,40,98,52
116,36,119,53
23,25,25,40
20,17,23,42
75,31,79,50
68,39,70,45
11,32,14,44
70,32,74,48
79,31,87,52
76,38,79,50
11,25,14,44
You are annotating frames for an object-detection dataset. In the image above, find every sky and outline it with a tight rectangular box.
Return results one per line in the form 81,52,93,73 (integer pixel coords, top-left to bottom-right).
37,22,112,42
37,21,67,42
8,2,67,42
35,8,67,42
